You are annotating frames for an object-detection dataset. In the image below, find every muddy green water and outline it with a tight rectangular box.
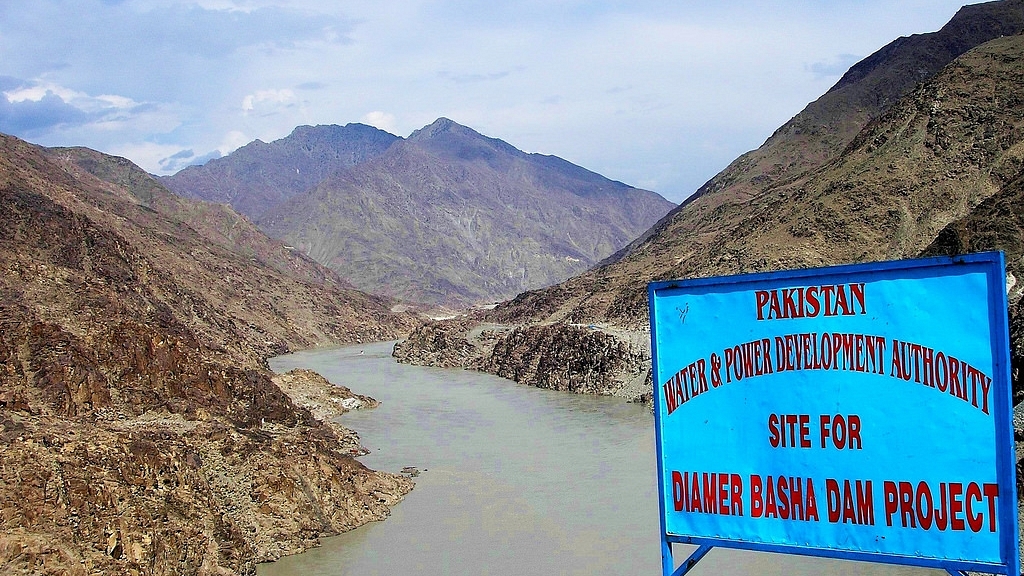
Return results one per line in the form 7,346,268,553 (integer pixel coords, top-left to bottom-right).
259,342,940,576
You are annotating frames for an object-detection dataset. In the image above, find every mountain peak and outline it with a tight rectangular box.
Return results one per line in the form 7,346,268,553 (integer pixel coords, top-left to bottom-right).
258,116,674,306
428,117,457,130
406,118,524,164
409,117,472,141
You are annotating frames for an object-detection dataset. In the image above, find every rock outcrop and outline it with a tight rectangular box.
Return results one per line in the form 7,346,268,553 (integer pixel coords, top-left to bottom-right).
392,318,484,369
394,319,650,401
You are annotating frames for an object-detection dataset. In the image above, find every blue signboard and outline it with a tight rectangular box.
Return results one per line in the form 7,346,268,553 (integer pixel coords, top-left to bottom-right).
648,253,1019,576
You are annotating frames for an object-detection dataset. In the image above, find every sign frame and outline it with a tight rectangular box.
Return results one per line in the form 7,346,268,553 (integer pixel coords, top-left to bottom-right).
648,253,1019,576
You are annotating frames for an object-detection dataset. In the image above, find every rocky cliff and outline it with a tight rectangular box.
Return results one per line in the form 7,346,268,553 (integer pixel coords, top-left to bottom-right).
922,172,1024,403
0,133,416,575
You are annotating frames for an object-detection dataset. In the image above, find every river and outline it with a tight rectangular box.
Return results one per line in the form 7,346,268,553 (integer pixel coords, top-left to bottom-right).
259,342,941,576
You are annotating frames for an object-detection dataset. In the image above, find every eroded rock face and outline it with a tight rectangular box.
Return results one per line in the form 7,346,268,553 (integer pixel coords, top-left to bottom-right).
0,313,414,575
392,319,482,369
0,300,414,575
483,325,647,395
394,320,650,400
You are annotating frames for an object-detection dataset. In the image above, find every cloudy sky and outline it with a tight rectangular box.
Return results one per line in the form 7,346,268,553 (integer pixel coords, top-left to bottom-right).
1,0,970,203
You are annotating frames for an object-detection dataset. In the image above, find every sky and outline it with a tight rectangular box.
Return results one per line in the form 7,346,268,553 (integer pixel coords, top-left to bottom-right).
0,0,974,203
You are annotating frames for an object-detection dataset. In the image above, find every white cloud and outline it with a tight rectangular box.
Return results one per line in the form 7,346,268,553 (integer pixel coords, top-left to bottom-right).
109,141,193,174
4,80,138,115
362,111,397,132
241,89,296,113
1,78,181,142
218,130,250,155
5,84,77,104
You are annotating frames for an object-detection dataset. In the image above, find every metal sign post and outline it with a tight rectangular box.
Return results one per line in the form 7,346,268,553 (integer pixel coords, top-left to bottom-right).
648,253,1019,576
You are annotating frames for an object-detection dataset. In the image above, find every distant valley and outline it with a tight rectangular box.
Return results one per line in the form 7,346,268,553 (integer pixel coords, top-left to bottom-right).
394,10,1024,554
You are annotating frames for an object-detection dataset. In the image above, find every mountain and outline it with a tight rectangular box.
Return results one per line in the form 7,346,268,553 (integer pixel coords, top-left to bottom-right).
0,133,417,574
393,1,1024,404
162,123,399,219
257,118,675,306
653,0,1024,227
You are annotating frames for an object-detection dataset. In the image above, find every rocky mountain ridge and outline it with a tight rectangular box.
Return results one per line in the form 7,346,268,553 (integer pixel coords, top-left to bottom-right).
0,133,416,575
162,123,399,220
54,145,415,359
259,118,674,307
165,118,675,307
